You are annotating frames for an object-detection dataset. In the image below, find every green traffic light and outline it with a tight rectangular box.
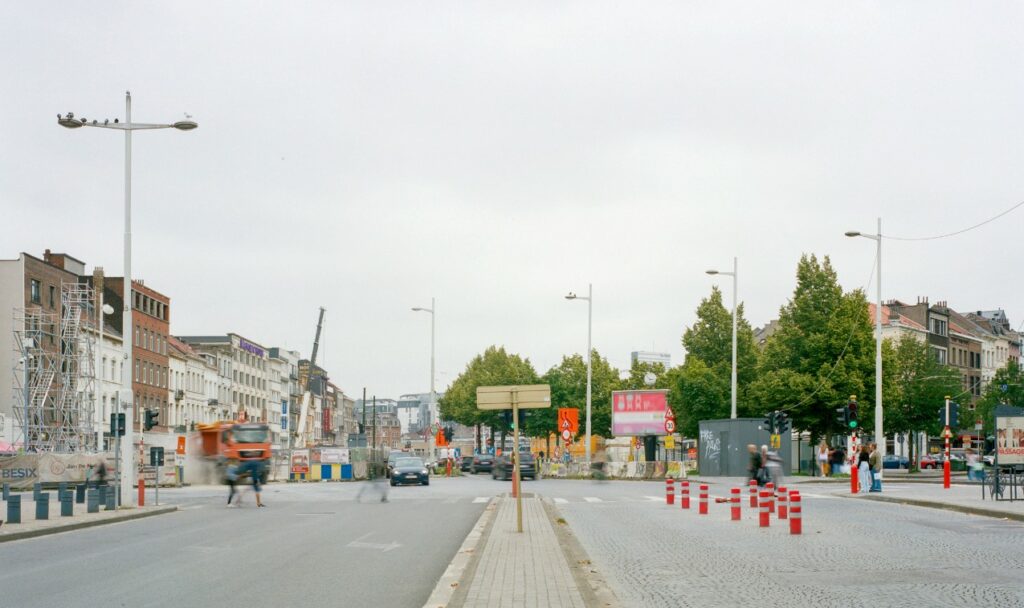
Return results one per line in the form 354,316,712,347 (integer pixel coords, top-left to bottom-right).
849,421,858,429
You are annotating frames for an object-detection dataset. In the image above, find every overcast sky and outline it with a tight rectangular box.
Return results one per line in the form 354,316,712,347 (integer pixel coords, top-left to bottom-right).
3,2,1023,399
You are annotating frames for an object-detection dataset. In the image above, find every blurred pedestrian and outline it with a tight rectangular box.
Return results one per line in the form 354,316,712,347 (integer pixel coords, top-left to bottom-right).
966,448,984,482
829,444,846,477
225,459,240,507
817,441,829,477
242,460,265,507
857,445,871,494
591,447,608,482
747,444,764,486
95,458,108,487
765,448,784,487
868,443,881,492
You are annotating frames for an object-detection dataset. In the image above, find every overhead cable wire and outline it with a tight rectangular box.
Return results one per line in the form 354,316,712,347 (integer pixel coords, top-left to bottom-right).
883,199,1024,241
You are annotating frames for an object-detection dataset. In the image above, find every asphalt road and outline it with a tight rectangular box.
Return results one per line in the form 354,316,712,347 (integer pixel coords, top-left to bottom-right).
0,475,502,608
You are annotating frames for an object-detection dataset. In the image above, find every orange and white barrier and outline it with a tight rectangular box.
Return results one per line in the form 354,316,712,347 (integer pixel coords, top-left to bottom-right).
765,482,775,513
665,477,675,505
777,485,788,519
730,487,741,521
680,480,690,510
789,491,802,535
698,484,709,515
749,479,758,508
759,490,771,527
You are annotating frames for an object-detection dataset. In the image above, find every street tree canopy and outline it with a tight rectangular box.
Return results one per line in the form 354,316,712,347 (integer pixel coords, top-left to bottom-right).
536,350,619,438
438,345,539,432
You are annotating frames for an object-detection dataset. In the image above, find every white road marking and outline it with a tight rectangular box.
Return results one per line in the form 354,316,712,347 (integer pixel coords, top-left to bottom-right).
644,496,662,501
346,533,402,552
473,497,490,503
553,497,569,504
583,497,602,503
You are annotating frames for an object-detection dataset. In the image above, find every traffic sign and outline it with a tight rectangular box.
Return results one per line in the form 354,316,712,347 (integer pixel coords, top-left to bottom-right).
561,429,572,441
476,385,552,410
665,435,675,450
664,418,676,434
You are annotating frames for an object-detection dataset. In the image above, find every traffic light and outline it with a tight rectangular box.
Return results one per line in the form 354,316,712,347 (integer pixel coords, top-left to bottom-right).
443,426,453,443
144,409,158,431
847,396,858,429
109,412,125,437
775,411,790,434
763,412,775,433
835,405,850,428
949,402,960,428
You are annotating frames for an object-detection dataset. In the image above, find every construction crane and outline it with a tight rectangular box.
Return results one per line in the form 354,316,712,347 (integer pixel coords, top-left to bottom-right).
295,307,325,448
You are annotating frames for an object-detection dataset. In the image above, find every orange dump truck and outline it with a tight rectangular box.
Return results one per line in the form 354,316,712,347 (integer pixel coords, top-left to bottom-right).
195,421,272,483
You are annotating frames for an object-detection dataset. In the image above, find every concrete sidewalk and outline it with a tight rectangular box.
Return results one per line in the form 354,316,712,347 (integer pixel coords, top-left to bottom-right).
1,494,177,542
447,495,600,608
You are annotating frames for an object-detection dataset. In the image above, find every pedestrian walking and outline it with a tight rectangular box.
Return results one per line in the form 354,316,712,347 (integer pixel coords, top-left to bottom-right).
857,445,871,494
817,441,829,477
95,458,108,487
829,444,846,477
748,444,765,486
966,448,985,482
240,460,265,507
868,443,881,492
225,459,240,506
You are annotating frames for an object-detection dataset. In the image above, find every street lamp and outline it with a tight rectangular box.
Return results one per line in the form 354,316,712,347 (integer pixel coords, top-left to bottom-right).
565,284,592,464
706,257,738,419
412,298,436,459
59,92,197,506
846,218,884,468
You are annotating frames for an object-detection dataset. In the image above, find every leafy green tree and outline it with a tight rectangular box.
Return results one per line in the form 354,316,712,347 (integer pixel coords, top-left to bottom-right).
619,360,670,391
667,358,729,436
682,286,759,386
976,360,1024,435
534,350,620,440
438,346,539,444
883,335,962,437
750,254,875,442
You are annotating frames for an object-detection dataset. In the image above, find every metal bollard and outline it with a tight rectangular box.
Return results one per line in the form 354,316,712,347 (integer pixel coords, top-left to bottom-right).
7,494,21,524
76,484,86,504
665,477,675,505
58,482,68,497
60,491,74,517
2,482,9,500
789,491,802,535
87,490,100,514
730,487,741,521
680,480,690,509
105,488,116,511
98,485,107,504
33,482,42,501
698,484,709,515
778,486,788,519
759,490,771,527
35,492,49,520
765,482,775,513
749,479,758,508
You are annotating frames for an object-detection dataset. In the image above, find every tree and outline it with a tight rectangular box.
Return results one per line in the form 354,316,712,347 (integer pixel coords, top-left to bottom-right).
750,254,875,442
438,346,539,443
976,360,1024,435
535,350,620,440
682,286,759,386
667,358,729,437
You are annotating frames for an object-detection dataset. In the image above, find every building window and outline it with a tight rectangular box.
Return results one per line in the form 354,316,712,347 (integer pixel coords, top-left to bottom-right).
30,279,41,303
933,347,947,365
48,285,56,308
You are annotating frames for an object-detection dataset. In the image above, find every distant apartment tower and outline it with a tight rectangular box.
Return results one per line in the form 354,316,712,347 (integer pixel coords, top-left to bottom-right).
631,351,671,369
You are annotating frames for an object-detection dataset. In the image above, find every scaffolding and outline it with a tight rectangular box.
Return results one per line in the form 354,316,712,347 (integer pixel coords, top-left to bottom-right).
11,282,97,452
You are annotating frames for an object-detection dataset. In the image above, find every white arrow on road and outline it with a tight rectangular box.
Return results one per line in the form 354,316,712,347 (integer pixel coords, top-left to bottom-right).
346,533,402,552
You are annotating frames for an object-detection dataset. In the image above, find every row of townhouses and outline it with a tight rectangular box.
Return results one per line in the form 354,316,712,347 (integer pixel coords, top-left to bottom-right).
0,249,357,453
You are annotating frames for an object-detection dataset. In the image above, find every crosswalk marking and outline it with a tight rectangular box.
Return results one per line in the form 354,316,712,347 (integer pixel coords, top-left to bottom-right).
553,497,568,504
583,497,602,503
473,497,490,503
644,496,662,501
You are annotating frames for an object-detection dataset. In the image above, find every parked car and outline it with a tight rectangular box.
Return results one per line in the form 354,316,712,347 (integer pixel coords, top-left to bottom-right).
918,454,939,469
493,451,536,481
460,455,475,472
882,454,909,469
390,457,430,486
470,454,494,474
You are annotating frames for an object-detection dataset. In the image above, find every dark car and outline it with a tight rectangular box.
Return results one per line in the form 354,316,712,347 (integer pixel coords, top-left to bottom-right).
460,455,475,472
390,457,430,486
882,454,909,470
386,450,410,478
493,451,536,481
471,454,494,474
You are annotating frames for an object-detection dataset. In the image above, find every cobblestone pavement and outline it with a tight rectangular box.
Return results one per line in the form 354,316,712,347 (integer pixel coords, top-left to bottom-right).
550,487,1024,608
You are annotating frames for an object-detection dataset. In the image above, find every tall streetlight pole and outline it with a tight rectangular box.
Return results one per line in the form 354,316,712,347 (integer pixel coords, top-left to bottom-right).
846,218,885,469
565,284,592,464
59,92,197,506
706,257,738,419
412,298,436,460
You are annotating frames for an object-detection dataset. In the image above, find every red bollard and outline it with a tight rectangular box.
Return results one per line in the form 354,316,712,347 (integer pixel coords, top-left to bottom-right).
681,480,690,509
851,464,859,494
446,459,452,477
943,460,951,489
789,491,802,535
138,476,145,507
778,486,788,519
759,490,771,527
765,482,775,513
730,487,741,521
665,477,675,505
698,484,709,515
749,479,758,508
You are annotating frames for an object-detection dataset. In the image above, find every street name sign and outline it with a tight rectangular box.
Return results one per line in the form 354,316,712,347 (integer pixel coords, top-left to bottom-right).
476,385,551,410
